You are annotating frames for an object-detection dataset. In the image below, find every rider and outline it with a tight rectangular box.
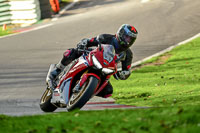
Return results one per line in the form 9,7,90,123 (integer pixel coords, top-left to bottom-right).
50,24,138,98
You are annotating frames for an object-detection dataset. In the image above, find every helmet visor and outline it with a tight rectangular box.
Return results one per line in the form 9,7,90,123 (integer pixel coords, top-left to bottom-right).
123,35,136,47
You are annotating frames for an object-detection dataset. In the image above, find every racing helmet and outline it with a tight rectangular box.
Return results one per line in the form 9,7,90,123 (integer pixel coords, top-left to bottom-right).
116,24,138,48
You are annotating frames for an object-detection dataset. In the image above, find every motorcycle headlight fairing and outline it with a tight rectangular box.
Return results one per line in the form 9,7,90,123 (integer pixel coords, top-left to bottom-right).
92,55,102,69
102,68,115,74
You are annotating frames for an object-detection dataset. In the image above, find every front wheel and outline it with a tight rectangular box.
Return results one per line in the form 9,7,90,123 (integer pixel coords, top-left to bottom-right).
67,76,99,111
40,88,57,112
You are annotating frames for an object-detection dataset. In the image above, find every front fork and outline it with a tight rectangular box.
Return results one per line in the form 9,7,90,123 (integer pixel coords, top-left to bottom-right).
93,75,111,96
76,73,112,97
76,72,101,92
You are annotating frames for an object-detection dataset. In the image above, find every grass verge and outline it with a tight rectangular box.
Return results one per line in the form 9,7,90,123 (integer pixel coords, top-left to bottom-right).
61,0,73,2
0,27,13,36
0,106,200,133
0,37,200,133
111,37,200,107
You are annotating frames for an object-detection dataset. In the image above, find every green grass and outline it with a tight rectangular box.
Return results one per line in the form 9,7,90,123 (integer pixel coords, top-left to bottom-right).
0,106,200,133
61,0,73,3
0,37,200,133
111,37,200,107
0,27,12,36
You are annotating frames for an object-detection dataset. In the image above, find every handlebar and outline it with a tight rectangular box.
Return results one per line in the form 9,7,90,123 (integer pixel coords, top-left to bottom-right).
78,43,123,63
78,40,102,53
78,48,93,53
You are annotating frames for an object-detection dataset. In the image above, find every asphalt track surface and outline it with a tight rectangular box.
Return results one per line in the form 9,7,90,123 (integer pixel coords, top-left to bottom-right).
0,0,200,115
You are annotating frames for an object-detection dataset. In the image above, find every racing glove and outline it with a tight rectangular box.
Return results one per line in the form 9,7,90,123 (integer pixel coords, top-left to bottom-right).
114,70,131,80
77,38,89,50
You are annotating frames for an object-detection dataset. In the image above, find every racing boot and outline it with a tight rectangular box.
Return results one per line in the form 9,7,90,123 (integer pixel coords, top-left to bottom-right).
49,48,76,81
49,61,65,81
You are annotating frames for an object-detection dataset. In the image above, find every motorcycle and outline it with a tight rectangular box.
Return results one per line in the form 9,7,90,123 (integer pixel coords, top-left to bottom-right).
40,44,124,112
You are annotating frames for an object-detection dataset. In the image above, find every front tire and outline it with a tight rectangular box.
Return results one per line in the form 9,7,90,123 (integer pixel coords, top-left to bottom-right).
67,76,99,111
40,88,57,112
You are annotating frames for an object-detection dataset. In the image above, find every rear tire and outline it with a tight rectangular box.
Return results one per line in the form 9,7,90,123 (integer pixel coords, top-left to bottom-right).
67,76,99,111
40,88,57,112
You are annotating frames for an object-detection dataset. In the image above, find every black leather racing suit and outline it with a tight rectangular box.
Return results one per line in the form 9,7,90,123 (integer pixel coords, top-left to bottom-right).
60,34,133,97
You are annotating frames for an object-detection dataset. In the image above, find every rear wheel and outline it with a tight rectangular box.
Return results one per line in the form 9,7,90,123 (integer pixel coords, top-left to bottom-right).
40,88,57,112
67,76,99,111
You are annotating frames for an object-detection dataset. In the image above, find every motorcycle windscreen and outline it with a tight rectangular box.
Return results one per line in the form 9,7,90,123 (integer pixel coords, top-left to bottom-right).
103,45,115,65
